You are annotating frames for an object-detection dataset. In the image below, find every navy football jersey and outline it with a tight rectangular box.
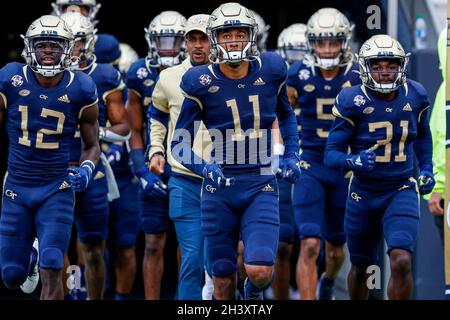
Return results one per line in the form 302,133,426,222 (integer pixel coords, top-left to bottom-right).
327,80,431,182
175,52,298,173
0,62,98,183
126,58,159,116
69,62,125,163
287,60,360,159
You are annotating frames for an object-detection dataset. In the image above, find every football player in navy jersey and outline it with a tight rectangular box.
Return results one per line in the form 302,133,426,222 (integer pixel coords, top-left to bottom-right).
59,12,130,300
171,2,300,300
325,34,435,300
0,15,100,300
286,8,360,300
126,11,186,300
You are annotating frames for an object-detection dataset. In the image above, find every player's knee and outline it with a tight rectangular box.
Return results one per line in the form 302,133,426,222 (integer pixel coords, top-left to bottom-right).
326,243,345,261
213,275,235,296
211,259,237,277
349,263,370,283
390,250,411,276
117,247,135,265
277,242,292,261
40,247,64,269
83,245,104,267
144,237,164,257
246,266,273,288
301,237,320,259
2,265,27,289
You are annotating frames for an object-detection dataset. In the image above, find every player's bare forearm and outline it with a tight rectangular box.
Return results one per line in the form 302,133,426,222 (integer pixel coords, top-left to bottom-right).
105,91,130,135
79,105,100,166
272,118,283,145
126,91,145,150
414,112,433,167
287,86,298,107
276,85,299,157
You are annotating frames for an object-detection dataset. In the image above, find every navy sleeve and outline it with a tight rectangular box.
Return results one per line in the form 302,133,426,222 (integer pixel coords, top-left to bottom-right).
276,82,299,158
105,66,123,91
411,81,433,169
324,117,354,170
286,62,300,89
125,62,142,94
414,105,433,169
79,73,98,107
324,92,356,170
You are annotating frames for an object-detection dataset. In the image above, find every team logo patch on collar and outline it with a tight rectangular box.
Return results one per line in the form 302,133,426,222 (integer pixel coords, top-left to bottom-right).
199,74,212,86
298,69,310,80
353,95,366,106
303,84,315,92
362,107,374,114
19,89,30,96
11,75,23,87
136,67,149,79
208,86,220,93
143,79,154,87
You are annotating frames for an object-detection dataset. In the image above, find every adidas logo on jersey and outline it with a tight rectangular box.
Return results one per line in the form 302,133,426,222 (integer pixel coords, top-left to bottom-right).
402,103,412,111
59,181,70,190
94,171,105,180
262,184,274,192
253,77,265,86
58,94,70,103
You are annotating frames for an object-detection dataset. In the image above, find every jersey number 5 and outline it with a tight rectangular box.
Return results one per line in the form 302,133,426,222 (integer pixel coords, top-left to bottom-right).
18,105,65,149
368,120,408,162
316,98,336,138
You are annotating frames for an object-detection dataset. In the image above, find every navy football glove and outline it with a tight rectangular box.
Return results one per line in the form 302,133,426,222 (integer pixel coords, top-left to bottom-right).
68,160,95,192
136,166,168,198
280,153,301,183
105,143,124,166
418,164,435,195
346,149,375,171
202,163,235,188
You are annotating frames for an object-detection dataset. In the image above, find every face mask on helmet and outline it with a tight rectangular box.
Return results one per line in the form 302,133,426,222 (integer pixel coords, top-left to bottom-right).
23,36,73,77
209,26,258,64
146,34,185,68
362,57,406,94
308,35,347,69
70,36,96,70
